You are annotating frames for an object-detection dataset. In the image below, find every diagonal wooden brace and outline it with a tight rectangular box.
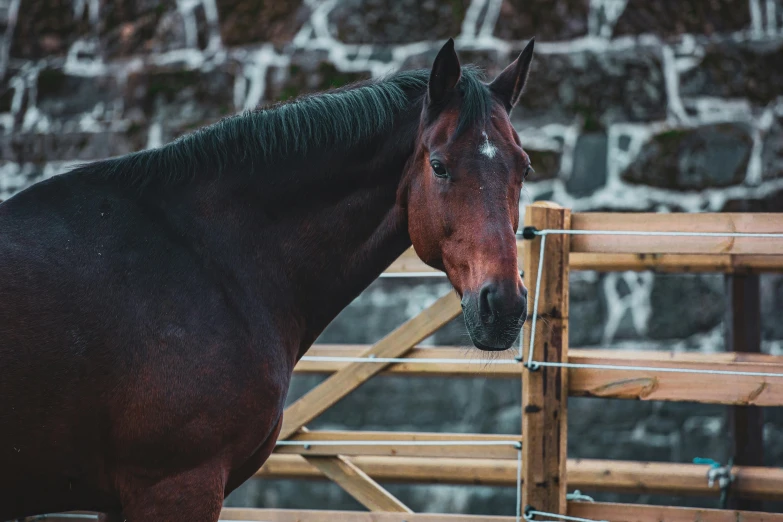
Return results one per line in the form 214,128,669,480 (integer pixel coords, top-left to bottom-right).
278,291,462,512
281,291,462,438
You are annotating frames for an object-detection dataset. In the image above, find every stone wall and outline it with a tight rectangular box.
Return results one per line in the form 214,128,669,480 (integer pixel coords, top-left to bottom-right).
2,0,783,516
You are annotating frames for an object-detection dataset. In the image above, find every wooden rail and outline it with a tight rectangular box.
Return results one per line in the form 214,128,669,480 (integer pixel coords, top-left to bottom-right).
277,431,521,459
219,503,783,522
570,212,783,255
386,246,783,274
36,502,783,522
257,455,783,500
296,346,783,406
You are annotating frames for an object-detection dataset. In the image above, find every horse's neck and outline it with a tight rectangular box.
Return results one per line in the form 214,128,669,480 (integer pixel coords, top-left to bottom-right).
174,113,419,361
274,110,422,355
282,177,412,354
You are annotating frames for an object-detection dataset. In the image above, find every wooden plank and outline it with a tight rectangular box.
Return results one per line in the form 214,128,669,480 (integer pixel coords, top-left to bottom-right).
521,202,570,516
571,252,732,272
570,502,783,522
18,514,102,522
257,454,519,486
220,506,783,522
726,273,765,511
572,349,780,364
276,430,521,459
384,247,783,275
570,253,783,273
257,455,783,500
305,456,412,513
566,459,783,499
295,345,783,406
568,350,783,406
294,345,521,377
299,345,783,371
385,247,440,274
570,212,783,255
281,291,462,439
220,509,512,521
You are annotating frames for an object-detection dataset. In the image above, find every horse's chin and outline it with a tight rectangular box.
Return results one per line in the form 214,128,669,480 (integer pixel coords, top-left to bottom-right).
464,321,521,352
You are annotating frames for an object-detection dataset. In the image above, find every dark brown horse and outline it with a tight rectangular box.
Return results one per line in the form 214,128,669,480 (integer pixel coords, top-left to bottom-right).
0,38,534,521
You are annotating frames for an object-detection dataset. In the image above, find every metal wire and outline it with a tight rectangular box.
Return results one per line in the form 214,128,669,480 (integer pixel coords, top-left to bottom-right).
276,439,521,447
300,355,521,365
534,229,783,239
525,510,608,522
522,227,783,379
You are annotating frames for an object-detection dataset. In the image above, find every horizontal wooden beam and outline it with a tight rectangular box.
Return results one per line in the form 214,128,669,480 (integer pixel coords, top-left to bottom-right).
34,503,783,522
257,454,517,486
256,455,783,501
568,459,783,499
220,508,511,521
297,346,783,406
384,246,783,275
570,502,783,522
295,345,518,377
277,430,521,459
570,212,783,255
568,350,783,406
569,252,783,273
220,503,783,522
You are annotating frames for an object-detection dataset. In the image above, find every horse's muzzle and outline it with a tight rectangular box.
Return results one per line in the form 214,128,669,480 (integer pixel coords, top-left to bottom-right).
461,279,527,351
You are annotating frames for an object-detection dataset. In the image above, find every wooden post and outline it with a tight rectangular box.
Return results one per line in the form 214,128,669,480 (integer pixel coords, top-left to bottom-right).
725,273,764,511
521,201,570,516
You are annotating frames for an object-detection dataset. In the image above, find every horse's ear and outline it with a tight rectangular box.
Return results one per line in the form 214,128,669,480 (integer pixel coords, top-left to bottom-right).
428,38,461,106
489,37,535,113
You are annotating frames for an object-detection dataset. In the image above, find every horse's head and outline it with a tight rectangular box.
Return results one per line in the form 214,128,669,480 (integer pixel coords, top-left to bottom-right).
404,38,535,351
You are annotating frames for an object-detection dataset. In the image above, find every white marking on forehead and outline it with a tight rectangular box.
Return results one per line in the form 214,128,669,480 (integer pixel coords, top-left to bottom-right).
480,130,498,159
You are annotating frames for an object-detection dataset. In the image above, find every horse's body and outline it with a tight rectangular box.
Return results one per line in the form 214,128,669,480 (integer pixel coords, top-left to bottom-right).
0,40,535,520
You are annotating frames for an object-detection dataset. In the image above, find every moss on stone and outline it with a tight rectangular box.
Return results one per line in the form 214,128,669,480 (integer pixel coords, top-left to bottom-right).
680,42,783,105
99,0,177,58
10,0,93,58
272,61,369,102
622,124,752,190
330,0,468,44
573,103,603,132
655,129,689,142
316,62,364,91
146,70,200,102
614,0,750,39
277,86,300,102
217,0,307,46
450,0,466,21
494,0,590,42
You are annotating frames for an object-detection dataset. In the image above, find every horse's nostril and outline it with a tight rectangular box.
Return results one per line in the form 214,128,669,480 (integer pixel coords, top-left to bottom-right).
478,281,527,325
478,282,496,323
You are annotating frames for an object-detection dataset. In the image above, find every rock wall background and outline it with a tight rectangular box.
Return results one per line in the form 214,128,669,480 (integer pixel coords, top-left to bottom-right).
2,0,783,516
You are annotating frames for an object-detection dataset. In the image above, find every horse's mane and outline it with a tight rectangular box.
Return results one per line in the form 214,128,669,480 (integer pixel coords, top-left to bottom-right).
72,66,492,191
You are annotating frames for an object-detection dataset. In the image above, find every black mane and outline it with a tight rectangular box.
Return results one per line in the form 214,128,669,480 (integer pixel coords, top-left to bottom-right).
73,66,493,191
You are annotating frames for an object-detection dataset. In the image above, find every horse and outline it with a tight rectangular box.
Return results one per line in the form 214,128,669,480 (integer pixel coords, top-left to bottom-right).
0,38,535,521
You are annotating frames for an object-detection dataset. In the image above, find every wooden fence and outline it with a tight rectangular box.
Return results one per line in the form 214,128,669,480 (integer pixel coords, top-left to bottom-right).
231,202,783,522
30,203,783,522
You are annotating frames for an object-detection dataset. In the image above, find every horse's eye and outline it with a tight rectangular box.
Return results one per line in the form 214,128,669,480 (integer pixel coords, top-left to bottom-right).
524,165,534,179
430,160,449,179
